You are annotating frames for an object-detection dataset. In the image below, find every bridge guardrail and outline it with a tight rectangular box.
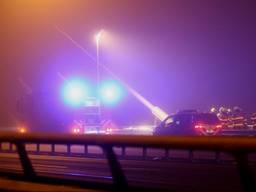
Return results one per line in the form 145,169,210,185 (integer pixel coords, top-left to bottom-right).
221,129,256,136
0,132,255,192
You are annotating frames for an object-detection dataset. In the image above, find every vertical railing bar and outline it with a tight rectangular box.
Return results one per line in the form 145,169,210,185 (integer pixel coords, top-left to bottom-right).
215,151,221,162
233,152,255,192
10,143,13,151
104,145,128,190
15,142,36,178
84,145,88,155
36,143,40,153
165,148,169,159
102,146,106,156
189,150,193,161
143,147,147,159
51,144,55,154
121,147,125,158
67,144,71,155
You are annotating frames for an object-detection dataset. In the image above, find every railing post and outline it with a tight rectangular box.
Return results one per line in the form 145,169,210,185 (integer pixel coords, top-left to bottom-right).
104,145,128,190
215,151,221,162
121,147,126,158
189,150,193,161
15,142,36,178
233,152,255,192
67,144,71,154
165,148,169,159
84,145,88,155
51,144,55,154
10,143,14,151
102,146,106,156
36,143,40,153
143,147,147,159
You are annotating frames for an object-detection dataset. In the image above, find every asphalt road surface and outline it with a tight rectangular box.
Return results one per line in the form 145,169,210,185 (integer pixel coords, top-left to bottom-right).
0,145,255,192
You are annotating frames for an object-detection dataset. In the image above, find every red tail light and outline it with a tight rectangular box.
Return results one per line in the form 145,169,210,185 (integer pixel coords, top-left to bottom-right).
72,127,81,134
215,124,222,129
195,123,221,135
195,124,204,129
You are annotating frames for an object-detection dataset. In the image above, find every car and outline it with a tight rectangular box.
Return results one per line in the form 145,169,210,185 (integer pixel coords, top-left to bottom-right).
154,111,222,136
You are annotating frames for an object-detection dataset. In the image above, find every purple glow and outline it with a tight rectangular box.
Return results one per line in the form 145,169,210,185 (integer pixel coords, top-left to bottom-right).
62,78,90,107
99,80,124,106
1,1,256,127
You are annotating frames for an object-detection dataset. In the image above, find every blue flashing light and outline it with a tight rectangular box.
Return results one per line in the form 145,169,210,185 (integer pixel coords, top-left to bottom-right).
62,78,90,107
99,80,124,106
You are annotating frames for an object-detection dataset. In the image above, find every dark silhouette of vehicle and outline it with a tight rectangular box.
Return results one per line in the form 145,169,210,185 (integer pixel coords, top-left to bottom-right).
154,111,222,136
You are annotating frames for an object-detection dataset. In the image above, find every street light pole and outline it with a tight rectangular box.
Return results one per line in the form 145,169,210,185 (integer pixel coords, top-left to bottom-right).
96,34,100,101
95,31,102,130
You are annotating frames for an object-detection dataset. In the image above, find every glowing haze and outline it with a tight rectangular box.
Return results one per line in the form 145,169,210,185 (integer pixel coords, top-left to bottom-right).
1,0,256,126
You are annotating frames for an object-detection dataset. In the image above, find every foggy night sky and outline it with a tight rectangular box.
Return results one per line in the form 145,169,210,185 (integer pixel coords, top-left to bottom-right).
0,0,256,126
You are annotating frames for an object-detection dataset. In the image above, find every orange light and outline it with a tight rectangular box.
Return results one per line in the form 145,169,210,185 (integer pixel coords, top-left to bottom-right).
19,127,27,133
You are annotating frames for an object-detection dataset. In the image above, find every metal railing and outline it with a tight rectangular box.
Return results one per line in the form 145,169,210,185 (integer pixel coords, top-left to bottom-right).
221,129,256,136
0,132,255,191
